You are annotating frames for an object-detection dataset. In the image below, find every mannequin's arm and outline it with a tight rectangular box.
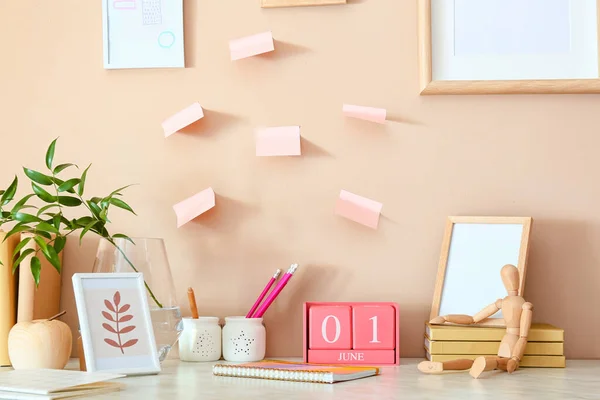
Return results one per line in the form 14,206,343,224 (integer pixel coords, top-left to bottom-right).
430,299,502,325
507,302,533,373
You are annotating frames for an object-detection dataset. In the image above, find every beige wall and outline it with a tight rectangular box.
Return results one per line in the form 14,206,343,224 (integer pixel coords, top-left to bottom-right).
1,0,598,360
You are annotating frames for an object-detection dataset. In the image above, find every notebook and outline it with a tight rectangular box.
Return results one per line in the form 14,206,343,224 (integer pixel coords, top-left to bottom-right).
0,369,125,400
212,360,380,384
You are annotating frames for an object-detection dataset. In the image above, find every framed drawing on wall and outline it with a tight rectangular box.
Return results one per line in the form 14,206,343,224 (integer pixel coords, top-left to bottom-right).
430,216,533,327
418,0,600,95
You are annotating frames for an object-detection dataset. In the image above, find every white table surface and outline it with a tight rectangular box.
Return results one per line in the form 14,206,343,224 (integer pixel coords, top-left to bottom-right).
85,358,598,400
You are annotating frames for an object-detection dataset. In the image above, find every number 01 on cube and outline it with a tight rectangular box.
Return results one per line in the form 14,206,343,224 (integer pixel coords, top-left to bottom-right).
303,302,400,365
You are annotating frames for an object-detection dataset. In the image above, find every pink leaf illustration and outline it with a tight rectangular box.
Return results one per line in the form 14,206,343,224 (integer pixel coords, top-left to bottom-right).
104,338,120,348
102,311,115,322
102,290,136,355
119,325,136,334
118,304,130,313
104,300,115,312
118,314,133,323
122,339,138,348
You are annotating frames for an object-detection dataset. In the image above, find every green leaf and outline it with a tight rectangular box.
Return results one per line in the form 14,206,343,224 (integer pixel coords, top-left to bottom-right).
33,230,51,240
46,138,58,170
88,201,101,219
42,245,61,273
30,257,41,287
78,164,91,196
13,212,42,224
58,196,82,207
1,176,18,206
12,248,36,274
51,177,76,194
33,236,49,254
108,184,135,199
36,221,59,234
23,168,53,186
36,204,60,216
57,178,80,193
54,236,66,254
10,194,35,214
75,216,95,226
109,198,136,215
99,208,108,222
90,197,102,204
53,214,61,230
2,224,30,243
79,220,98,245
113,234,135,245
53,163,77,174
0,190,4,196
12,237,33,261
32,182,56,203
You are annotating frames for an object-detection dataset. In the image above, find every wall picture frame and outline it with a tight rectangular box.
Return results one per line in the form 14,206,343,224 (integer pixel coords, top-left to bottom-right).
430,216,533,327
261,0,346,8
72,273,161,376
418,0,600,95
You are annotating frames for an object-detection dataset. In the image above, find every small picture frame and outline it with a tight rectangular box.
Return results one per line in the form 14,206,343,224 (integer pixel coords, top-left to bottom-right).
73,273,160,376
430,216,533,327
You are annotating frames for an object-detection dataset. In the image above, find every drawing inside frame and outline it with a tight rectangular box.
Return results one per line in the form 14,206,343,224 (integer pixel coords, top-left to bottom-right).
418,0,600,94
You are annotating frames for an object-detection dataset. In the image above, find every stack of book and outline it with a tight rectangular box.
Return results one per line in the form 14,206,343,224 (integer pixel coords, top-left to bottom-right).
424,322,565,368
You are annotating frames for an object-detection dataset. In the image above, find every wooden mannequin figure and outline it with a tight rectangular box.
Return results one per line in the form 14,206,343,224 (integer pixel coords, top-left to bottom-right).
418,264,533,378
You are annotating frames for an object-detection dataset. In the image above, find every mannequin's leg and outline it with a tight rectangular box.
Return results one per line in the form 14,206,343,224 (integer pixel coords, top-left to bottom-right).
418,359,474,374
469,356,509,378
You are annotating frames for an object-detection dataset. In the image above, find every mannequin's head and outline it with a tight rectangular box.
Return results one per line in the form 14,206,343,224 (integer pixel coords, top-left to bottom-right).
501,264,520,296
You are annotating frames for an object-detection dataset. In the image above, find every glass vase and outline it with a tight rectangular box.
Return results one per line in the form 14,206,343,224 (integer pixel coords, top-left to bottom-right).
92,237,183,362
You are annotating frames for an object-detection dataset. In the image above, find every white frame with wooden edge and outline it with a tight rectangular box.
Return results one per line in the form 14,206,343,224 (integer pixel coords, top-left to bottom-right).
430,216,533,327
418,0,600,95
72,273,160,376
261,0,345,8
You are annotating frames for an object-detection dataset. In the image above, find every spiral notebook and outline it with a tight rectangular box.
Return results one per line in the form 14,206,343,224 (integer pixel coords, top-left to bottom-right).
212,360,380,384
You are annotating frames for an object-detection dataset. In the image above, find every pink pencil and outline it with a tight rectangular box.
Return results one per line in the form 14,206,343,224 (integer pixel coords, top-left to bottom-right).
246,269,282,318
253,264,299,318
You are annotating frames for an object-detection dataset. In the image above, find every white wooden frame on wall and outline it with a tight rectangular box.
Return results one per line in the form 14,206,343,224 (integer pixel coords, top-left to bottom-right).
418,0,600,95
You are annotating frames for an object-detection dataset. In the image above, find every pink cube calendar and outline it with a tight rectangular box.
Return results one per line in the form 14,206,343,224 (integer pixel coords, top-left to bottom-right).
303,302,400,365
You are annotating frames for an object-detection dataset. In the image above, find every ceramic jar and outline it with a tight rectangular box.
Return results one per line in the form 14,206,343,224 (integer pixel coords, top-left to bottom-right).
222,317,266,362
178,317,222,362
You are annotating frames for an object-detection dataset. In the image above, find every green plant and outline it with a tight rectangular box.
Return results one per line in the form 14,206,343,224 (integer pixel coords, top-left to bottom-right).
0,138,162,308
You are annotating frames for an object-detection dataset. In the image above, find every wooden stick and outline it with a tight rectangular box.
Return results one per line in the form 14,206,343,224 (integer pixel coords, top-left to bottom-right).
187,287,199,319
48,310,66,321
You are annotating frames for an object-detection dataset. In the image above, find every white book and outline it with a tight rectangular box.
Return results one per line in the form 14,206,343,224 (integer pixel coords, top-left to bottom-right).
0,369,125,399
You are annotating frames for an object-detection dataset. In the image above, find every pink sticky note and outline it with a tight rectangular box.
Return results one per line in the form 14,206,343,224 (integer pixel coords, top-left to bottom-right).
342,104,387,124
162,103,204,138
255,126,301,157
173,188,215,228
335,190,383,229
229,31,275,61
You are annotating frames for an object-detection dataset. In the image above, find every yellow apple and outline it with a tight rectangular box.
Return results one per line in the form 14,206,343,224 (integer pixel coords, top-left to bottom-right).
8,318,72,369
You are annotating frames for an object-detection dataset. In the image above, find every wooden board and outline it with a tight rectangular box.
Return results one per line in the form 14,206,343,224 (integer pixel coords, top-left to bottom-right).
261,0,346,8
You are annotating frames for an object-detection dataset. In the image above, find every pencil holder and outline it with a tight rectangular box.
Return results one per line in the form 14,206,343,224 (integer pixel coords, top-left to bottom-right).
178,317,222,362
222,317,266,362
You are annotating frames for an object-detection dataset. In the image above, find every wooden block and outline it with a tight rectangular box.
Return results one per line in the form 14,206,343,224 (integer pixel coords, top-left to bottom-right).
261,0,346,8
352,305,395,350
308,349,396,364
309,306,352,350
